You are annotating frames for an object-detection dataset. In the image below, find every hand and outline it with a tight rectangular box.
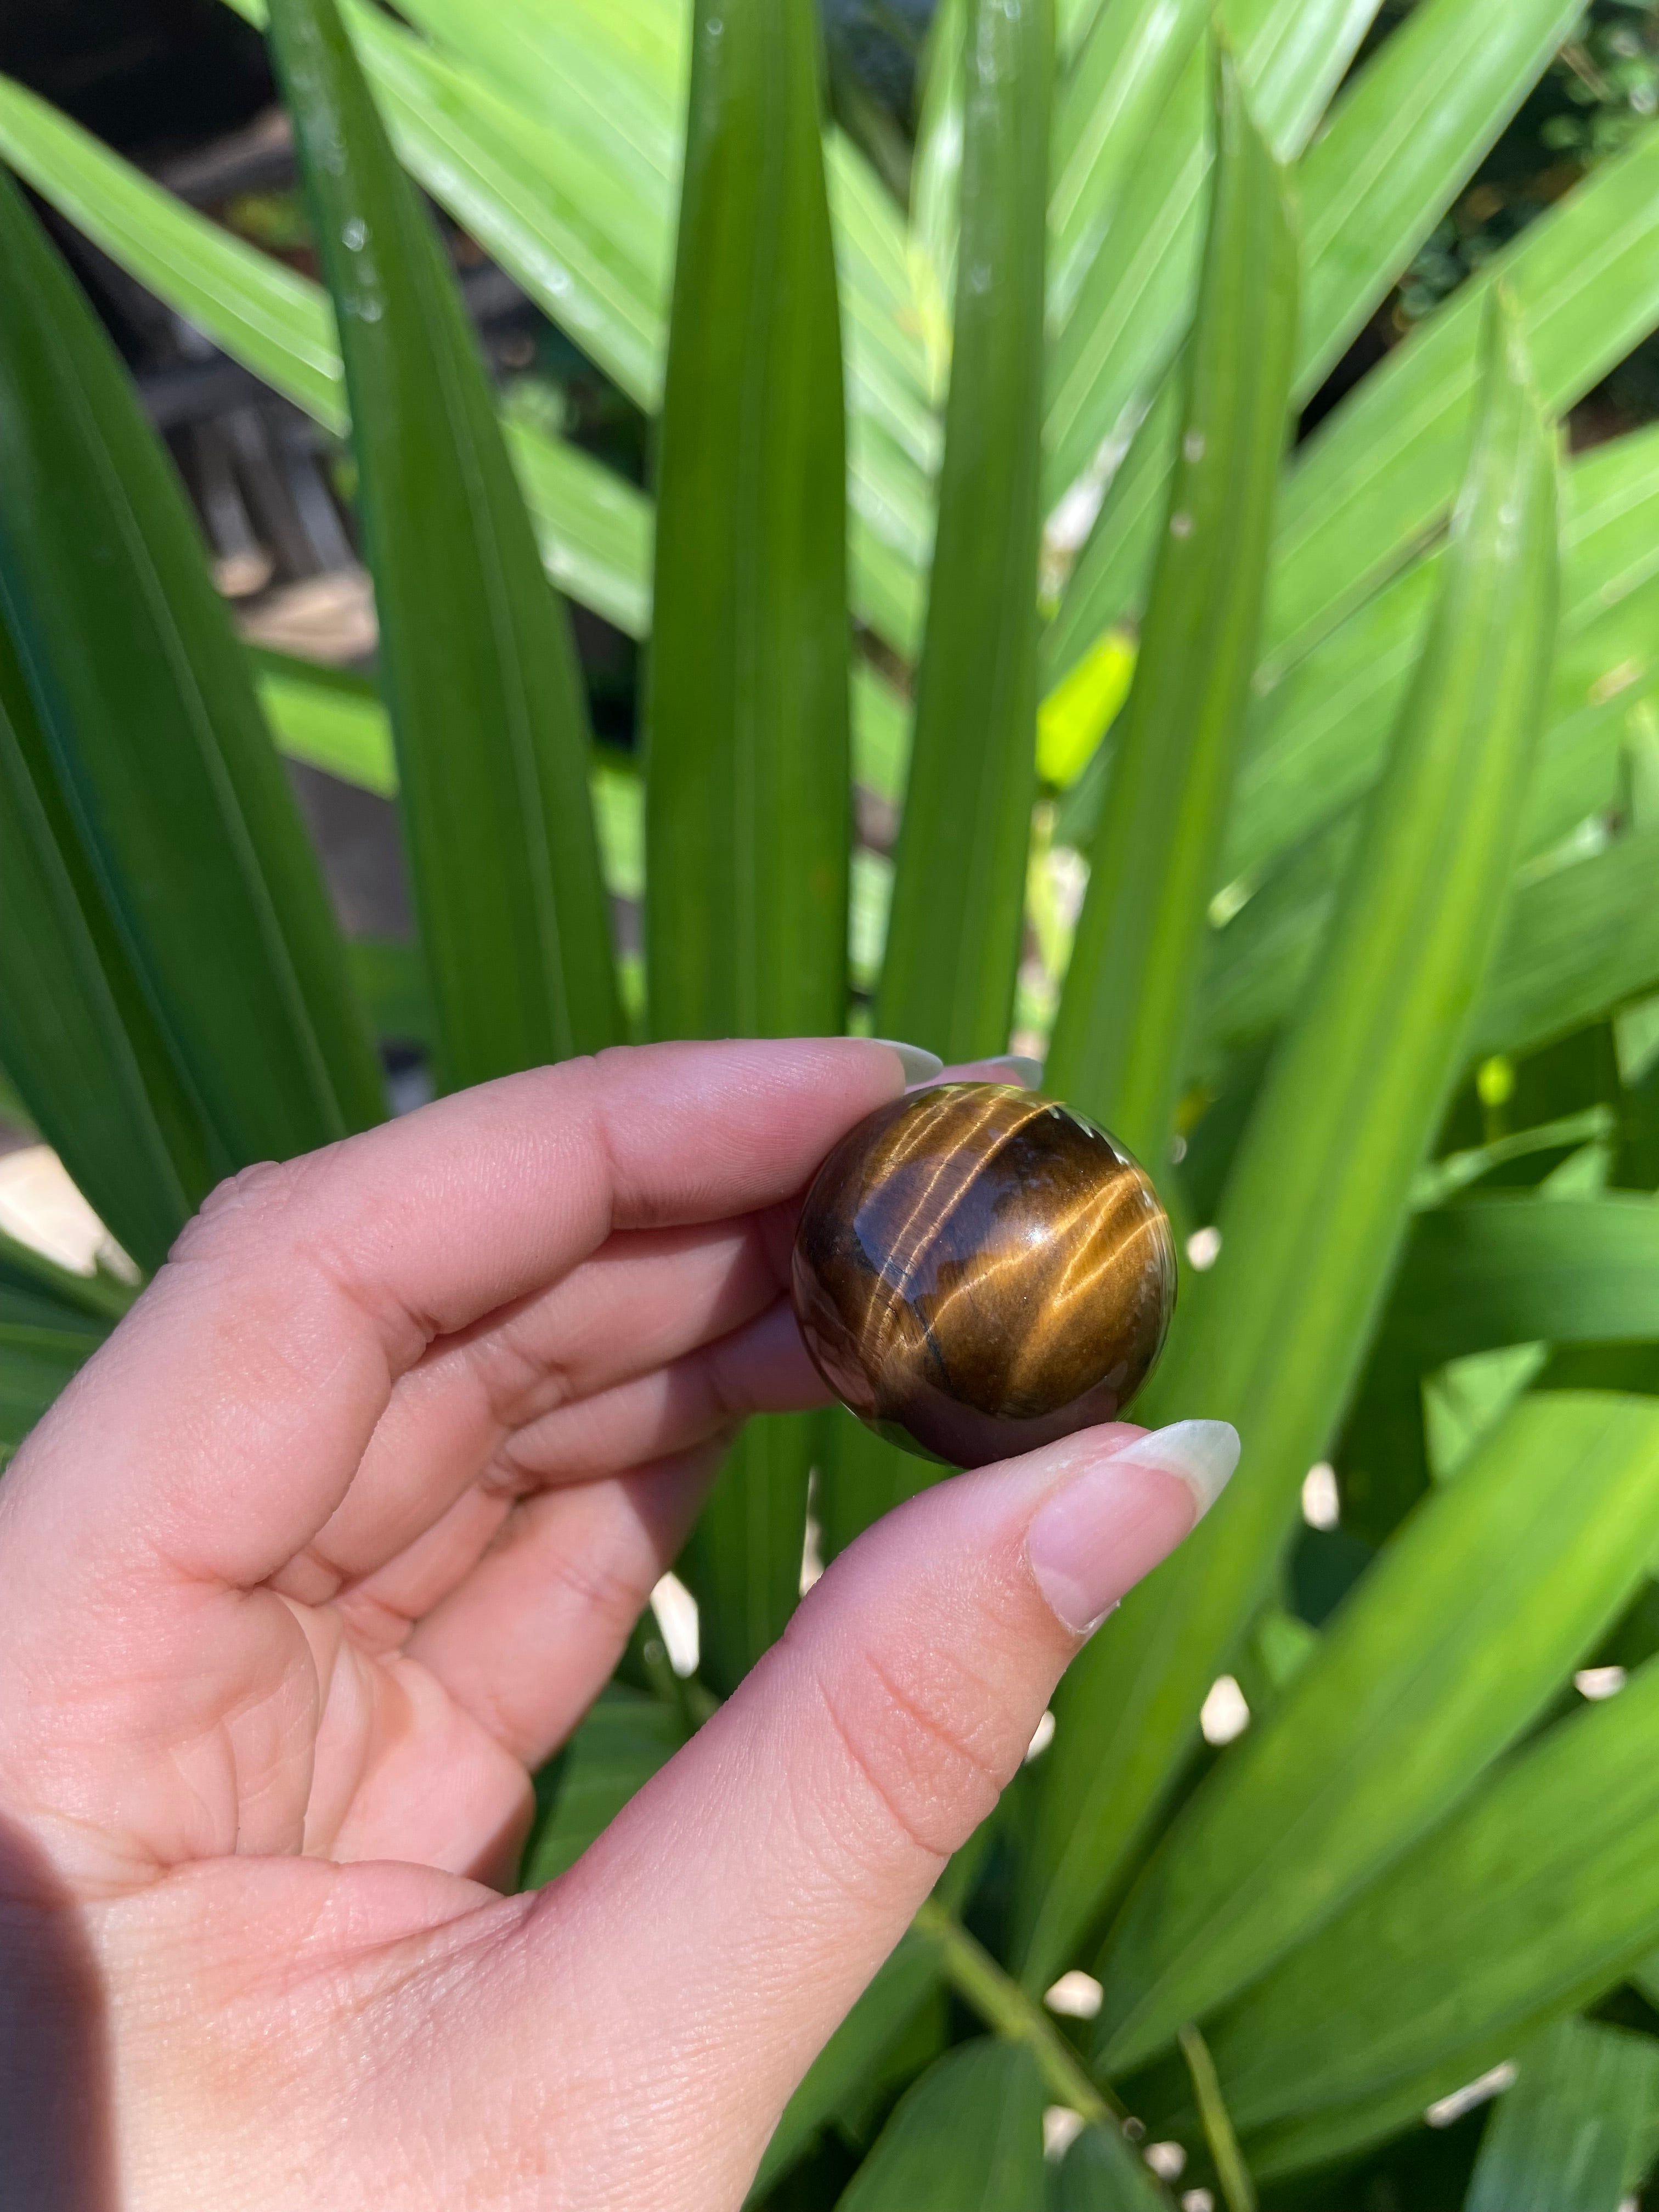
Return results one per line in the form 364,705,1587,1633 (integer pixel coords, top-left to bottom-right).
0,1040,1228,2210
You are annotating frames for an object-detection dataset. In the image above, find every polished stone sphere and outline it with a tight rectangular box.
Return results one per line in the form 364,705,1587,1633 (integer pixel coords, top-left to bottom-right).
791,1082,1177,1469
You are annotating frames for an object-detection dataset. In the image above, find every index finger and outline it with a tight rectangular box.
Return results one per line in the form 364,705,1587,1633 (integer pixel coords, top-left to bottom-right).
4,1040,909,1592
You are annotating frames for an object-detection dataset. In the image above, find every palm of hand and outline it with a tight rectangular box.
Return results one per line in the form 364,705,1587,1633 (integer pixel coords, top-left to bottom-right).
0,1045,1189,2211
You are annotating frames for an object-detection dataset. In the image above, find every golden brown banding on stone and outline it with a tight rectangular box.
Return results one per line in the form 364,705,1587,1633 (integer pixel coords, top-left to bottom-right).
791,1082,1176,1469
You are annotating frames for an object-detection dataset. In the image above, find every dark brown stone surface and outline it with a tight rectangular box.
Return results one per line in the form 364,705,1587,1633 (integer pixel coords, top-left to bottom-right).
792,1082,1176,1469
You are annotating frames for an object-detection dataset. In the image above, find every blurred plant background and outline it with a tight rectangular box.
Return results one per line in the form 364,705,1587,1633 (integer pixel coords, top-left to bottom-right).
6,2,1659,2209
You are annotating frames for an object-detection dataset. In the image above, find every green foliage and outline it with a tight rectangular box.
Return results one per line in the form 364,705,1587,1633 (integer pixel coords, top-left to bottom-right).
6,0,1659,2202
270,0,622,1087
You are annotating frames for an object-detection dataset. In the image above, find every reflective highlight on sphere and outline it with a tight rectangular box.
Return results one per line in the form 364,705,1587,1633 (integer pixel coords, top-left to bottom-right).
791,1083,1177,1469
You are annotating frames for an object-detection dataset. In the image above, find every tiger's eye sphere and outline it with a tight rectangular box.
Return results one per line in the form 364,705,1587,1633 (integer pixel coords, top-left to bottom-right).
791,1082,1176,1469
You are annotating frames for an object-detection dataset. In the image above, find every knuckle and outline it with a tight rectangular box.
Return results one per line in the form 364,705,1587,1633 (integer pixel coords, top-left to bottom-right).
809,1641,1010,1864
169,1150,341,1270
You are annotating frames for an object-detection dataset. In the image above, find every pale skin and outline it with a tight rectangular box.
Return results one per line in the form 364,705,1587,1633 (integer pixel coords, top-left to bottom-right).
0,1039,1207,2209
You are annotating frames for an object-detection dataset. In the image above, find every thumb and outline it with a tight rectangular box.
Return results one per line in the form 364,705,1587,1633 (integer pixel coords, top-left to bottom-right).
517,1416,1238,2205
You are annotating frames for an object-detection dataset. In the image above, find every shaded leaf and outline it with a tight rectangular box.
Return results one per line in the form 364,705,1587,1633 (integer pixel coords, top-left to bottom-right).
1464,2016,1659,2212
519,1685,686,1889
750,1931,944,2199
835,2039,1047,2212
1021,297,1559,1990
1047,49,1296,1168
270,0,624,1088
1096,1393,1659,2070
642,0,850,1688
876,0,1051,1062
0,615,210,1270
1204,1647,1659,2137
0,169,384,1170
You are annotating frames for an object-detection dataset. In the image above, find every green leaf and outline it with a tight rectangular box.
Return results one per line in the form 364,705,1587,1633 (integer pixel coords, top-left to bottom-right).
1376,1195,1659,1376
253,650,396,798
1223,450,1659,900
258,645,647,923
1051,2120,1173,2210
834,2040,1047,2212
1464,2017,1659,2212
1048,0,1210,330
343,1,668,409
0,1325,99,1453
0,63,657,642
1043,0,1380,505
875,0,1051,1062
518,1685,686,1889
0,69,345,430
1266,124,1659,677
269,0,623,1089
679,1414,814,1698
389,0,684,207
1201,825,1659,1082
1046,49,1296,1169
1019,297,1560,1991
0,170,385,1171
503,420,654,641
1292,0,1583,397
644,0,850,1686
1037,627,1136,792
816,1404,950,1566
750,1931,944,2199
0,615,211,1271
1095,1392,1659,2072
1050,71,1659,696
1204,1643,1659,2139
1470,833,1659,1063
347,940,435,1053
645,0,848,1048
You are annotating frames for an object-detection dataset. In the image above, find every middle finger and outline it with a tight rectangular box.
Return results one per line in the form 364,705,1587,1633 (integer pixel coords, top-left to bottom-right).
274,1210,795,1602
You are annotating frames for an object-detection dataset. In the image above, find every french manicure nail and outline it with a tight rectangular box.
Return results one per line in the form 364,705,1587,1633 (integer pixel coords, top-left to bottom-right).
1104,1420,1241,1521
1026,1421,1240,1636
979,1053,1043,1088
871,1039,945,1085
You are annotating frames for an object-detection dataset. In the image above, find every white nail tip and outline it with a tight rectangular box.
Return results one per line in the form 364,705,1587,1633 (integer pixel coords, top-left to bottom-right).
1107,1420,1240,1521
993,1054,1044,1087
871,1039,945,1084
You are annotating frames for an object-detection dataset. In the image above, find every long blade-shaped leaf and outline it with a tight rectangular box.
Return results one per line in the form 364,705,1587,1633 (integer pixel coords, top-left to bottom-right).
749,1929,943,2199
0,170,383,1168
1223,423,1659,895
1046,50,1296,1170
645,0,850,1685
1204,816,1659,1082
836,2040,1047,2212
875,0,1051,1062
0,69,345,429
1095,1392,1659,2070
1019,297,1560,1990
269,0,623,1089
1267,124,1659,675
1205,1639,1659,2138
1044,0,1380,504
1463,2018,1659,2212
1049,0,1584,668
1293,0,1582,397
1376,1195,1659,1375
1048,0,1210,330
0,619,211,1271
0,65,657,644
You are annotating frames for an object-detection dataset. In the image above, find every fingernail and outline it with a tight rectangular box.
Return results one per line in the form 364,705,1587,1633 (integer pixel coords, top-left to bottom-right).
1026,1421,1240,1636
871,1039,945,1085
981,1054,1043,1088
